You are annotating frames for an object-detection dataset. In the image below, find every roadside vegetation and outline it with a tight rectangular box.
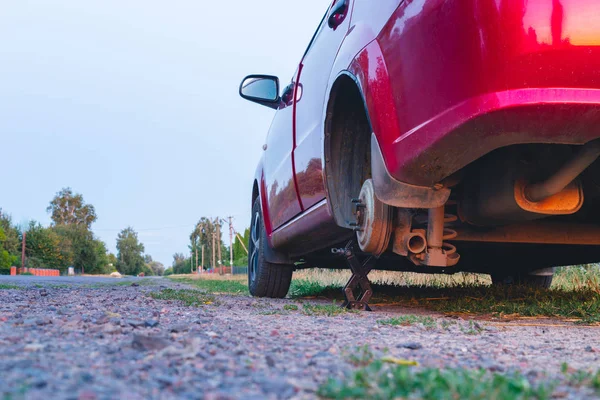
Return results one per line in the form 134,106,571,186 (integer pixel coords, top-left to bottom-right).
377,315,436,328
149,288,215,307
165,263,600,323
291,266,600,324
0,284,21,290
169,276,248,294
320,361,577,400
320,346,600,400
302,301,353,317
0,188,164,277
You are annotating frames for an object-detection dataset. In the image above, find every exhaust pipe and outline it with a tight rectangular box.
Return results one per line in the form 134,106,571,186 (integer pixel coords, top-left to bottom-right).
525,140,600,202
405,230,427,254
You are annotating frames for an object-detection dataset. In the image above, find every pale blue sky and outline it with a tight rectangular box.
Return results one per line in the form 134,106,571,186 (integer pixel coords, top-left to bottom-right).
0,0,329,265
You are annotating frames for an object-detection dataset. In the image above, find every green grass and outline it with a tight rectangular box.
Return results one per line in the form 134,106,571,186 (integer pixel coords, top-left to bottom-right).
85,279,155,288
553,265,600,291
323,345,600,399
343,345,375,367
169,277,248,294
0,284,21,290
319,361,555,400
289,279,600,324
289,278,340,298
283,304,299,311
149,288,215,307
377,315,436,329
259,310,281,315
302,301,353,317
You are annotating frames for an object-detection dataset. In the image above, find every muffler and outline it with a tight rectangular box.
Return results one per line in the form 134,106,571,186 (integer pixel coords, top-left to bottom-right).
524,140,600,202
460,141,600,226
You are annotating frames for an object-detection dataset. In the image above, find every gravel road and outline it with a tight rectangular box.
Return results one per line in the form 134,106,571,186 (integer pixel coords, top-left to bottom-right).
1,276,599,399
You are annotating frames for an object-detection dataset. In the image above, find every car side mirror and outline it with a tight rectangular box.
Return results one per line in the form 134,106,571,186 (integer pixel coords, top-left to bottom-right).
239,75,280,109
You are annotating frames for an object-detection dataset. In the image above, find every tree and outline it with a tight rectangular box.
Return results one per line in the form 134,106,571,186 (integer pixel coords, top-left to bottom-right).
189,217,225,269
0,227,17,269
25,222,66,270
116,227,145,275
232,227,249,266
107,253,118,269
148,261,164,276
51,224,107,274
172,252,191,274
92,240,110,274
47,188,97,228
0,209,20,257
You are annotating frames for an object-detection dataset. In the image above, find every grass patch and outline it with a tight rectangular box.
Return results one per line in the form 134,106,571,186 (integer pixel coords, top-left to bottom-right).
290,277,600,324
259,310,281,315
302,301,352,317
344,345,375,367
290,278,340,298
460,320,485,335
85,279,155,288
377,315,436,329
0,284,21,290
149,288,215,307
319,361,555,400
283,304,299,311
553,265,600,291
169,277,248,295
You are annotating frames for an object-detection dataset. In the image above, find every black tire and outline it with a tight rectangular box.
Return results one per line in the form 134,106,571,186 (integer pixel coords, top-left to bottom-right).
248,198,293,298
491,271,553,289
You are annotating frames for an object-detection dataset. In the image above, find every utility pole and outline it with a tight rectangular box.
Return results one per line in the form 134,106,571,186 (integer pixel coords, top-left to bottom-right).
195,246,198,274
212,231,216,272
21,232,26,270
228,216,234,273
216,218,222,275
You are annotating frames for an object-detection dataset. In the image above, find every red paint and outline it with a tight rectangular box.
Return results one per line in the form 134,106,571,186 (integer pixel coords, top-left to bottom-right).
261,69,302,231
373,0,600,185
248,0,600,253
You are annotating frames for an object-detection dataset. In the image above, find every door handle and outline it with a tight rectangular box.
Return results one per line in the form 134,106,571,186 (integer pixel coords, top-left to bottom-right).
328,0,349,29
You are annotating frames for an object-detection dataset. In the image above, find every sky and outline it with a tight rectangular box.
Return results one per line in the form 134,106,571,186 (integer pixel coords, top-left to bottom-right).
0,0,329,266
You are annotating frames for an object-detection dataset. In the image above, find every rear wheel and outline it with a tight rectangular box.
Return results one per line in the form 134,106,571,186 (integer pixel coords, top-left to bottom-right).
491,270,554,289
248,198,293,298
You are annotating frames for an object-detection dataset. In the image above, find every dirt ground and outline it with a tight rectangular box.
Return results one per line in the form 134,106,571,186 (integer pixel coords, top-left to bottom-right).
1,276,599,399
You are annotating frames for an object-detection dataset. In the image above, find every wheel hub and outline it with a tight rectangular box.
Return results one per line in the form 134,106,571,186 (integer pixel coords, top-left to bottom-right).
354,179,393,257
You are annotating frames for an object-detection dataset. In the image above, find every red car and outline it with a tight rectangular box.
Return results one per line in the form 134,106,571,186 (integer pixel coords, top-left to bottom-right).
240,0,600,306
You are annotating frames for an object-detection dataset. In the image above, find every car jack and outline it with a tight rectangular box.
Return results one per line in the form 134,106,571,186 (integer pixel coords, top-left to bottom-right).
331,241,376,311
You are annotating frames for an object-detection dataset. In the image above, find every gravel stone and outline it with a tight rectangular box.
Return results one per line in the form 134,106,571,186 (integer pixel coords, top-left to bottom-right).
399,342,423,350
0,275,598,400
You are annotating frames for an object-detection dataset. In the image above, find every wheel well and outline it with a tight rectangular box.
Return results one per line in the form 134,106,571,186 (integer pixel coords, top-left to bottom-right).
324,74,372,228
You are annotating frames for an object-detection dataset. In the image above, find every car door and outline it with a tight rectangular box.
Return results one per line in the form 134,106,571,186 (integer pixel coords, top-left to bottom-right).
263,72,303,231
293,0,353,211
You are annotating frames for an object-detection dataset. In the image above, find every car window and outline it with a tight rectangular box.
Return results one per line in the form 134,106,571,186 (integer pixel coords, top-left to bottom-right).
301,8,329,60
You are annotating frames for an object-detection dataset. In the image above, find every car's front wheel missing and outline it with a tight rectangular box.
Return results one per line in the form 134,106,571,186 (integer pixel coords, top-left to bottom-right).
248,198,293,298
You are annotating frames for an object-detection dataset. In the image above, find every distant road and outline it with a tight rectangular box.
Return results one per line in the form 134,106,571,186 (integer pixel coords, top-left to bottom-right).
0,275,158,286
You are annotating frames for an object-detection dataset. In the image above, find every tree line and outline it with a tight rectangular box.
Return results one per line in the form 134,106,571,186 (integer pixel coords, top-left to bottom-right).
0,188,163,276
165,218,249,275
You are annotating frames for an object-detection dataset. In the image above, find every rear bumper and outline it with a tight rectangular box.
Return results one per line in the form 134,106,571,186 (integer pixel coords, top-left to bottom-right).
384,88,600,186
376,0,600,186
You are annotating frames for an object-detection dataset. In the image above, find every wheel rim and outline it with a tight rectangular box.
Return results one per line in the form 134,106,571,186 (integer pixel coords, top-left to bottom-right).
250,211,260,282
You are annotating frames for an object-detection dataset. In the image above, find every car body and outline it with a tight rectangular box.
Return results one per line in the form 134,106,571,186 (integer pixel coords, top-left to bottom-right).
240,0,600,297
